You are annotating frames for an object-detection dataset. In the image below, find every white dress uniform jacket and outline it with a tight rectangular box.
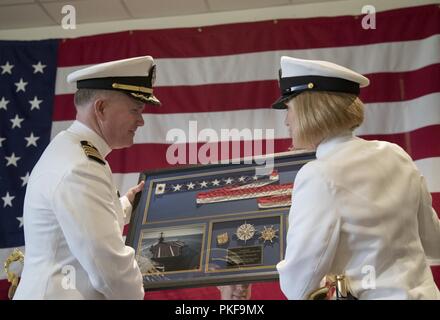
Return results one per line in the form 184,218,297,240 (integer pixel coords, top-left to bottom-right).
14,121,144,300
276,132,440,299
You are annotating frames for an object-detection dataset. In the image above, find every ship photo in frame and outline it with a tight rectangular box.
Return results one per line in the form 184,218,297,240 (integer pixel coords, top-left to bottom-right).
137,224,205,274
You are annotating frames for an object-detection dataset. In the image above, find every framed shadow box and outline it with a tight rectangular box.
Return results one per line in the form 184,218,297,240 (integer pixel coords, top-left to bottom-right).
126,150,315,290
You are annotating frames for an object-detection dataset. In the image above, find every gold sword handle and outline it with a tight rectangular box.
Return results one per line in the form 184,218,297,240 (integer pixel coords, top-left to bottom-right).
3,248,24,299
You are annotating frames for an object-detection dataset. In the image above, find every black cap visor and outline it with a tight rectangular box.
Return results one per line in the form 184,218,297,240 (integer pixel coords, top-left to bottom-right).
271,75,360,109
271,93,300,109
128,92,161,105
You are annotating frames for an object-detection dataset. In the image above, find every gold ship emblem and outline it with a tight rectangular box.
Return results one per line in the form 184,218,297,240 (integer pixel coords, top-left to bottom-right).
216,232,229,245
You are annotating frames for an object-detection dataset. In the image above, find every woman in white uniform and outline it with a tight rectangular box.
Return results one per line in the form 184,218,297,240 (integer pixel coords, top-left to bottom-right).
274,56,440,299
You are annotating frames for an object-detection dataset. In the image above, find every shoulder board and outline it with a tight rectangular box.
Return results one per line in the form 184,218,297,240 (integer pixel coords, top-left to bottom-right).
80,140,105,165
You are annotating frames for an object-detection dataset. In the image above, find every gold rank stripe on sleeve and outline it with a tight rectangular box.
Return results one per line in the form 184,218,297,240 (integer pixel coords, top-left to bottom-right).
80,140,105,165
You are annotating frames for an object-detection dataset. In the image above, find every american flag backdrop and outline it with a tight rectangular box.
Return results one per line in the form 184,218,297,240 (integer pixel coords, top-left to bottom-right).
0,4,439,299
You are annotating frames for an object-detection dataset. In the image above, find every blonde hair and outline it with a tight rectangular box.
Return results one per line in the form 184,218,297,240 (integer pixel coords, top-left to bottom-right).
289,91,364,148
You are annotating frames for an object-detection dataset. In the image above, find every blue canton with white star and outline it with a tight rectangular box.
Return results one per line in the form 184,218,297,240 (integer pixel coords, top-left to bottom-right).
0,40,58,248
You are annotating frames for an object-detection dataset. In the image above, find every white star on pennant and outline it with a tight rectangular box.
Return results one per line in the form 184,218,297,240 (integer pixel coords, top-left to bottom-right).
253,175,259,180
187,182,195,190
20,172,30,187
5,153,20,167
0,97,9,110
212,179,220,186
25,132,40,147
172,184,182,192
29,96,43,110
14,78,28,92
225,177,234,184
0,136,5,147
2,192,15,208
238,176,246,182
32,61,46,74
200,181,208,188
10,114,24,129
17,217,24,228
1,61,14,75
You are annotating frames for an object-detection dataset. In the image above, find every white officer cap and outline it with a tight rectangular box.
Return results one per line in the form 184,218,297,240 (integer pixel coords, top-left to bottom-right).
67,55,160,105
272,56,369,109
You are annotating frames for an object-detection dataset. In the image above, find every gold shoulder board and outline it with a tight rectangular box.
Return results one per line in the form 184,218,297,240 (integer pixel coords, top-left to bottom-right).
80,140,105,165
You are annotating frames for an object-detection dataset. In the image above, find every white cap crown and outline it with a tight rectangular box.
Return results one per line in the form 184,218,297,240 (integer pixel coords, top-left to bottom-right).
272,56,369,109
67,55,160,105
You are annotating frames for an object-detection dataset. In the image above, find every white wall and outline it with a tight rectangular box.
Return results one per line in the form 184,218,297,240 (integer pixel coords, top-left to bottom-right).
0,0,437,40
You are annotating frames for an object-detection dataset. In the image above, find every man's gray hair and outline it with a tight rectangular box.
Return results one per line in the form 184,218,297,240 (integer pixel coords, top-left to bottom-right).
74,88,101,107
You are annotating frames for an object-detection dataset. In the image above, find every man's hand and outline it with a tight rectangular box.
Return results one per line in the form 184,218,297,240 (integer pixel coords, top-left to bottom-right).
137,255,165,282
124,181,145,205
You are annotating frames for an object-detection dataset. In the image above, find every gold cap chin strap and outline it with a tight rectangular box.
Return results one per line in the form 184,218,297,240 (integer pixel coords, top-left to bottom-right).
112,83,153,94
112,83,161,105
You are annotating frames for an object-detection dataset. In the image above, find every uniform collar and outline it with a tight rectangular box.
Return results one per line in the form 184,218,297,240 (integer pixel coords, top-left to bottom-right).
67,120,112,158
316,131,355,159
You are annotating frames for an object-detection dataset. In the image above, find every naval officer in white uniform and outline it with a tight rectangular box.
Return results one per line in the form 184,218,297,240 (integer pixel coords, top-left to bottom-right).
14,56,161,299
274,56,440,299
